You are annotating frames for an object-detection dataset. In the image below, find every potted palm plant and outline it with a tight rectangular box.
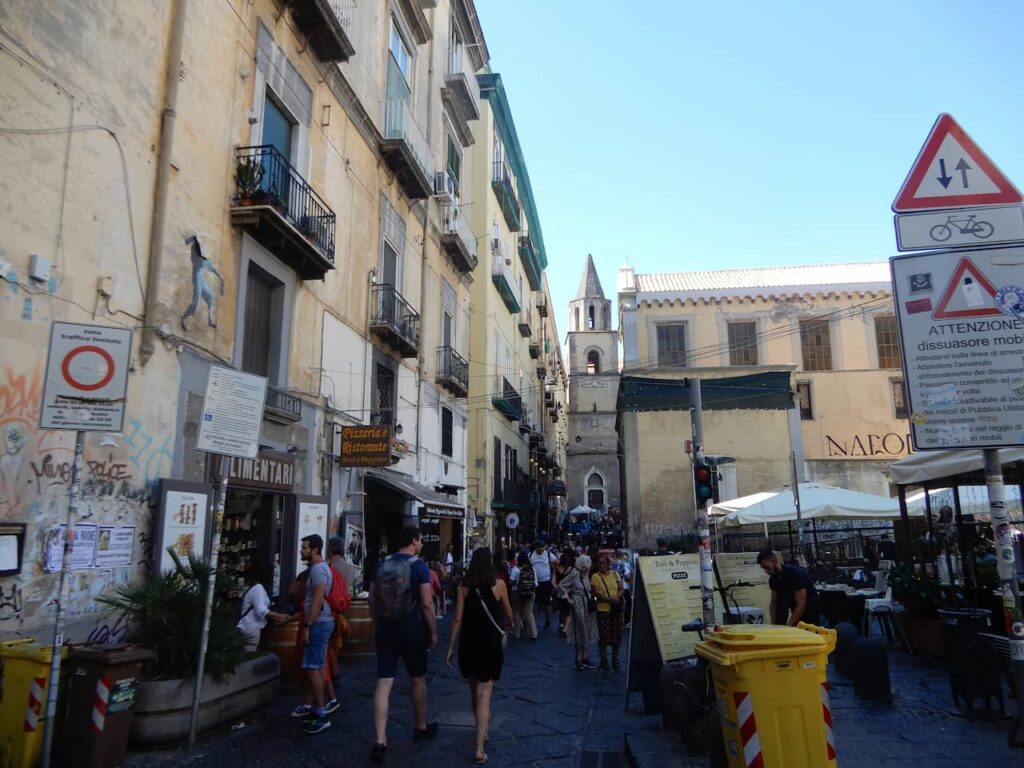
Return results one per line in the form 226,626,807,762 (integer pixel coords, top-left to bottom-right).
96,553,280,747
234,157,264,205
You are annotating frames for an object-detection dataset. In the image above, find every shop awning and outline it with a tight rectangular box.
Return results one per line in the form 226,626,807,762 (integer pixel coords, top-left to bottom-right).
365,469,464,519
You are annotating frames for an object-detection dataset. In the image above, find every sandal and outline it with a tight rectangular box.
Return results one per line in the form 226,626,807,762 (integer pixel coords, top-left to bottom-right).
473,752,488,764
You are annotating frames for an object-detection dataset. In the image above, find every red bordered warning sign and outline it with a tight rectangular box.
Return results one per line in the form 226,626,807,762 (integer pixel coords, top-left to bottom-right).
931,257,1001,319
893,114,1022,212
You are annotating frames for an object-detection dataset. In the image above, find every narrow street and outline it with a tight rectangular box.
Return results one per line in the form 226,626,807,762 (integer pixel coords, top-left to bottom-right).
122,614,628,768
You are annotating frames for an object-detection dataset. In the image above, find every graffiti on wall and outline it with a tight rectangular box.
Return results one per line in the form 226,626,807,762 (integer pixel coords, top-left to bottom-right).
180,235,224,330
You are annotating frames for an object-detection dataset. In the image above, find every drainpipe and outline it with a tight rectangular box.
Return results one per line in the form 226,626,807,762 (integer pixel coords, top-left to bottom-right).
140,0,189,366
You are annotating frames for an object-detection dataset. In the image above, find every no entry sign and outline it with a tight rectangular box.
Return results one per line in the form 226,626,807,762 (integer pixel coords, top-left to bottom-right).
40,322,132,431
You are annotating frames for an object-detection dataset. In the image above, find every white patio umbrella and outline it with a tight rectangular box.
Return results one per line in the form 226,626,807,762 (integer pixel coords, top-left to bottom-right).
709,482,914,531
568,504,597,517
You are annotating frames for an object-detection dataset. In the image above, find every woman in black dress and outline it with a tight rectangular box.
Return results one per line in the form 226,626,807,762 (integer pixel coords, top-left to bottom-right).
446,547,513,764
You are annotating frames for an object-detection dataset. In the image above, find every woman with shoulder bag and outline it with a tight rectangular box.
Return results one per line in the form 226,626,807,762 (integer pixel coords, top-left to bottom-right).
590,554,625,669
557,554,595,670
446,548,513,765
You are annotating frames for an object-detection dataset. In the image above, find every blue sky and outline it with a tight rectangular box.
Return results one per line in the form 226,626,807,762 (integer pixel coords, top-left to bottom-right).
474,0,1024,345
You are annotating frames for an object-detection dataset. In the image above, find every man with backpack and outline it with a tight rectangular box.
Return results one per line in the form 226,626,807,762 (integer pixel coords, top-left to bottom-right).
368,526,438,762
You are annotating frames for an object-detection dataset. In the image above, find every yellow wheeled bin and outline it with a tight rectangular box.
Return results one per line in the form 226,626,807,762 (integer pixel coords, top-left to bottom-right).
0,639,68,768
695,623,837,768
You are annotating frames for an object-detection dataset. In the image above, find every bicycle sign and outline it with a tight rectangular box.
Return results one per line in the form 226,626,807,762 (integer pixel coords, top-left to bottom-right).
895,205,1024,252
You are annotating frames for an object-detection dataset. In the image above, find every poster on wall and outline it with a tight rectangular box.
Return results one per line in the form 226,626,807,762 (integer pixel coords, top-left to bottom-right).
296,496,329,576
43,524,98,572
94,526,135,568
344,519,365,568
153,480,212,575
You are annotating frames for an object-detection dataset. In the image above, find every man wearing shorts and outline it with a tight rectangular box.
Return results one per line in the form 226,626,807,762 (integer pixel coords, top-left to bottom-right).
300,534,334,735
368,526,438,761
529,540,558,629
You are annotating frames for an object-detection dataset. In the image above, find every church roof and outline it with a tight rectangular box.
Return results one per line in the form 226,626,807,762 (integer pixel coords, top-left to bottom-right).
576,254,605,299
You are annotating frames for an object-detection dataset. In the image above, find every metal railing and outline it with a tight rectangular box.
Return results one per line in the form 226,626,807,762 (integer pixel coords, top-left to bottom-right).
446,43,481,101
491,159,520,230
370,283,420,347
265,385,302,420
494,477,527,506
443,204,478,260
329,0,356,32
234,145,336,263
437,346,468,391
492,374,522,416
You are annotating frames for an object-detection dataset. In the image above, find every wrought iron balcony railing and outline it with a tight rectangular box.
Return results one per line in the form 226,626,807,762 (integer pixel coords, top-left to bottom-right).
491,374,522,421
370,284,420,358
440,203,478,274
265,385,302,422
436,346,469,397
491,159,521,231
289,0,356,61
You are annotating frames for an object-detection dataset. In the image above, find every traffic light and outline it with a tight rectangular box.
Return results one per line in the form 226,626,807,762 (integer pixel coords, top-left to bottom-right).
693,457,714,508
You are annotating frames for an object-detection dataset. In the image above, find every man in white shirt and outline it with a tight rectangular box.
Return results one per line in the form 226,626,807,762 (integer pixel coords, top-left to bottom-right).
528,541,558,629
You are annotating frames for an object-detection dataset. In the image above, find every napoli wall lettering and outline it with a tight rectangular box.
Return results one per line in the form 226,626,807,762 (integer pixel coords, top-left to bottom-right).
825,433,912,458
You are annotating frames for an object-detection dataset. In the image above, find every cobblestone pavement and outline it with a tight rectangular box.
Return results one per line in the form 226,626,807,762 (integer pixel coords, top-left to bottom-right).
121,613,628,768
625,645,1022,768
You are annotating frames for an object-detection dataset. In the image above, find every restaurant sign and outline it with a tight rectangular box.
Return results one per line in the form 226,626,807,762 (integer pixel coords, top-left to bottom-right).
338,425,393,467
211,451,295,491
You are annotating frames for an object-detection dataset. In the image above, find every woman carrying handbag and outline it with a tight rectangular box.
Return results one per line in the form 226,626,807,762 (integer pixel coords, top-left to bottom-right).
590,554,625,669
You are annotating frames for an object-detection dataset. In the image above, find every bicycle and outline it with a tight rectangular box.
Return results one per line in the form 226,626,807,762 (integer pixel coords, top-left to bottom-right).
929,214,994,242
671,580,756,753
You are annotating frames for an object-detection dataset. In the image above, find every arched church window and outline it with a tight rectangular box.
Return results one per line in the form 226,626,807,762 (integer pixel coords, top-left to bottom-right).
587,350,600,374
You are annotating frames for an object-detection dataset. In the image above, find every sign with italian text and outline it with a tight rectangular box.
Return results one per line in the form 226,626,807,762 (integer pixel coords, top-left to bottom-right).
196,366,267,459
338,425,392,467
636,554,702,661
890,246,1024,450
40,322,132,431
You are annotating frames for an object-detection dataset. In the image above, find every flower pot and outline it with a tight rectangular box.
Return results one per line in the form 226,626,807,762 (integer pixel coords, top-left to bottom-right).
129,653,280,748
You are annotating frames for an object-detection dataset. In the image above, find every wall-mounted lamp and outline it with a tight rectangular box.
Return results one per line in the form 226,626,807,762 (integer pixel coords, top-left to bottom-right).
575,435,582,444
395,423,403,435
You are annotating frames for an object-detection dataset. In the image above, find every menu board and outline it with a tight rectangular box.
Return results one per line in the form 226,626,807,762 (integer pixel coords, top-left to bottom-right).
712,552,773,624
636,554,702,661
296,496,328,576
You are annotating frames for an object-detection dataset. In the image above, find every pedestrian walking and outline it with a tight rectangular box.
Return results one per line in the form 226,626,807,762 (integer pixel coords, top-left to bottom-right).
554,550,575,635
507,553,520,637
298,534,334,734
611,550,633,626
557,553,595,670
528,541,558,629
446,547,513,765
512,551,538,639
368,526,439,761
430,556,447,618
590,554,625,669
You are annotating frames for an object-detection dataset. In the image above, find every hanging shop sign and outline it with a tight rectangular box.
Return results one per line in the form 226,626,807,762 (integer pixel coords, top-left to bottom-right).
337,425,393,467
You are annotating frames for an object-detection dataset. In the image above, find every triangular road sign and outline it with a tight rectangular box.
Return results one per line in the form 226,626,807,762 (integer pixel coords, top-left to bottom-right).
932,257,1002,319
892,114,1022,212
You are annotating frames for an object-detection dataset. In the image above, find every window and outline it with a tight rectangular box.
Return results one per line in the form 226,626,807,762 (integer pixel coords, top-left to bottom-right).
892,379,908,419
374,364,395,425
446,135,461,198
586,350,600,374
441,407,453,457
588,305,595,329
874,316,901,369
656,323,687,368
389,19,412,83
796,380,813,420
799,319,833,371
586,471,605,512
240,263,288,384
727,321,759,366
492,124,503,176
574,307,580,331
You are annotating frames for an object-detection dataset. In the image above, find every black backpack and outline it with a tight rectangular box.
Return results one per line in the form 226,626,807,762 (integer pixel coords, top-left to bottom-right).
517,564,537,597
374,555,420,619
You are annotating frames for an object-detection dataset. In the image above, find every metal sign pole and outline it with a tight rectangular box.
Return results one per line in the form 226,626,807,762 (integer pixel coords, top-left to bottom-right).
690,379,715,627
984,450,1023,609
186,455,229,754
791,452,805,565
39,430,84,768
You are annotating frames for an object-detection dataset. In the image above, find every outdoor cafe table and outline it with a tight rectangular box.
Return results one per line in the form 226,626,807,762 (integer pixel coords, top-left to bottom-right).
817,584,881,631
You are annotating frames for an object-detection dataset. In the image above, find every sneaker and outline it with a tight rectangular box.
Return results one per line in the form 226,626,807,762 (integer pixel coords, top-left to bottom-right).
577,661,597,670
289,704,312,719
305,716,331,735
369,743,387,761
323,698,340,715
413,721,439,741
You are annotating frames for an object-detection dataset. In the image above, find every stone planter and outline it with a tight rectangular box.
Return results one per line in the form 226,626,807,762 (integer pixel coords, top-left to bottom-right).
130,653,279,747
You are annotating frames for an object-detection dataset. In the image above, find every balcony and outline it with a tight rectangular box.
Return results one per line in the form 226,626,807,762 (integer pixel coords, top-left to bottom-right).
381,68,435,200
518,410,532,435
492,477,527,510
491,375,522,421
369,284,420,358
440,204,478,275
289,0,355,62
231,145,336,280
264,385,302,423
534,290,548,318
547,479,567,497
491,248,521,314
441,44,481,147
518,309,532,338
491,160,521,232
396,0,430,43
436,346,469,398
536,363,547,378
528,340,540,359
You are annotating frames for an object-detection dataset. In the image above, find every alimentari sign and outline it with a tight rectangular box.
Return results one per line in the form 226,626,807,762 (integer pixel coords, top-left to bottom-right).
825,433,912,458
210,452,295,491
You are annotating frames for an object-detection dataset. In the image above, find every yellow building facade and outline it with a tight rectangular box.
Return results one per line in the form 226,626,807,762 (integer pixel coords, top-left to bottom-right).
617,262,909,548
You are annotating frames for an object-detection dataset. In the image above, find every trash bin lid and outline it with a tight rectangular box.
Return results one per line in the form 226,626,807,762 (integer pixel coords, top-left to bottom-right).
70,643,153,665
695,624,836,666
0,639,67,662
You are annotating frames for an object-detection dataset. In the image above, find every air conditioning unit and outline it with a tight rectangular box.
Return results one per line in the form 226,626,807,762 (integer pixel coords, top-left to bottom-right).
433,171,453,203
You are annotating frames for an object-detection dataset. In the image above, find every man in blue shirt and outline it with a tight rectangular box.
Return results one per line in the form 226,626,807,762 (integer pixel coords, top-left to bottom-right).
757,548,821,626
368,526,438,761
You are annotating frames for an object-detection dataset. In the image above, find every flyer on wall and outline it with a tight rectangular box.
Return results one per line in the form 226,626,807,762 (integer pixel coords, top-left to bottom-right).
43,524,98,572
95,526,136,568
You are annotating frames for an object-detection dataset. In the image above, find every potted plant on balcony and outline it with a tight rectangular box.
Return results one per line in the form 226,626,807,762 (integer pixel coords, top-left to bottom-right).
234,157,264,206
96,552,280,746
